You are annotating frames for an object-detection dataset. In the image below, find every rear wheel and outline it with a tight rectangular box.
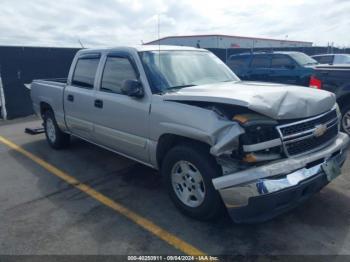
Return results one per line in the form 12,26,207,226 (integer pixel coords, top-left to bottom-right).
341,104,350,135
43,110,70,149
162,144,224,220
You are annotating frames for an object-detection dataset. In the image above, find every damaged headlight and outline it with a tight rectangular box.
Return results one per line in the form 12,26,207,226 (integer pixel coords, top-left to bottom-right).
233,113,283,163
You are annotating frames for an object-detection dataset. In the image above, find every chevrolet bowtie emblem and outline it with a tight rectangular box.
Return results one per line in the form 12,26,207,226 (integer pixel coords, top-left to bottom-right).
313,124,327,137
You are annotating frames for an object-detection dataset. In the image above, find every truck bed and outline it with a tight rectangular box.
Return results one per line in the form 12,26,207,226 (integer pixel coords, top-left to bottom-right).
313,64,350,134
313,65,350,98
31,78,66,126
33,78,67,85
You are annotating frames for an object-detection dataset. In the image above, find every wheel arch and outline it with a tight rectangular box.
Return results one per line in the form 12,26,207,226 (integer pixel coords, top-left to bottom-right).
156,133,211,169
337,93,350,110
40,101,53,118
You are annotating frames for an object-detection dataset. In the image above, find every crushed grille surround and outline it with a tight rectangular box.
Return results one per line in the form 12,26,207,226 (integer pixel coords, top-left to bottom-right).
277,108,339,157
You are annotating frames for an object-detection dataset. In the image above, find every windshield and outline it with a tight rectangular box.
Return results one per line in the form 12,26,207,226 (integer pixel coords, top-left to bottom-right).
140,51,239,93
336,55,350,64
289,52,318,66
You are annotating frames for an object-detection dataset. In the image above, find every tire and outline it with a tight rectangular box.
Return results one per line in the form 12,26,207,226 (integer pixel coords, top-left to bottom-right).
43,110,70,149
161,144,224,221
341,104,350,136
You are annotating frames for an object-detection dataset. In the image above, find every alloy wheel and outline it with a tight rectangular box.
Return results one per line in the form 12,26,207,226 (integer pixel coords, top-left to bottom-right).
171,160,206,208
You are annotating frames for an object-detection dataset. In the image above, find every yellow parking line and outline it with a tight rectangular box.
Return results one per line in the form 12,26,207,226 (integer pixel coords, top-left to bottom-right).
0,135,206,256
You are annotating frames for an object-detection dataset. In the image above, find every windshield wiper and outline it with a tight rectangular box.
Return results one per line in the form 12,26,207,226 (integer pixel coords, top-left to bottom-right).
160,84,196,94
221,79,236,82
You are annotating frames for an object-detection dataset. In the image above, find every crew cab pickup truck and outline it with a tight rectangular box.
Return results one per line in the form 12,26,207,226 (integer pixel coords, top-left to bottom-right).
31,46,349,223
310,64,350,136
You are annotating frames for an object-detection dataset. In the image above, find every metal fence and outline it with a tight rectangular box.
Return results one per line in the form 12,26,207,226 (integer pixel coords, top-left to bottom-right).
0,46,79,119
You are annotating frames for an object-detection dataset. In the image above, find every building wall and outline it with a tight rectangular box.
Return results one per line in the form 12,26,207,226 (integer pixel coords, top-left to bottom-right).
149,35,312,49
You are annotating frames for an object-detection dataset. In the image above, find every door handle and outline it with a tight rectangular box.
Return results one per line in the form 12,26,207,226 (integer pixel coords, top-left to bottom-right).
94,99,103,108
67,94,74,102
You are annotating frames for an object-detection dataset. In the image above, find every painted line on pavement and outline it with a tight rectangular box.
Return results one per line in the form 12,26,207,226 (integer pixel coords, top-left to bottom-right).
0,135,206,256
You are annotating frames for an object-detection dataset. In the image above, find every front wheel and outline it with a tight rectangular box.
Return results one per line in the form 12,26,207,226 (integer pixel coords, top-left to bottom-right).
341,104,350,136
43,110,70,149
161,144,224,220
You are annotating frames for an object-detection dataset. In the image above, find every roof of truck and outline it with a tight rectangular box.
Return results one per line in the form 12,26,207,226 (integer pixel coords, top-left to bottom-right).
312,53,350,57
229,51,305,57
78,45,207,54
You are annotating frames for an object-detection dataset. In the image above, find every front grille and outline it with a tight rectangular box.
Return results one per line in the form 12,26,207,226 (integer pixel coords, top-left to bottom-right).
279,110,337,137
277,109,338,156
285,124,338,155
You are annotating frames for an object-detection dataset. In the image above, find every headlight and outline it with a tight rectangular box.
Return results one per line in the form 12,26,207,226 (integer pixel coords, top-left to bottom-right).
233,113,283,163
233,113,280,144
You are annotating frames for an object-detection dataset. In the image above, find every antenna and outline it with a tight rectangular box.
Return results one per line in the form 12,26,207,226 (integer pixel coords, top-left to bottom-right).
158,14,161,66
157,14,162,85
78,38,85,49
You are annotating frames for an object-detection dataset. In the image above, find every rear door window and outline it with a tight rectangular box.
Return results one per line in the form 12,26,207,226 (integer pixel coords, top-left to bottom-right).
72,56,100,88
228,55,249,67
250,55,270,68
271,55,295,68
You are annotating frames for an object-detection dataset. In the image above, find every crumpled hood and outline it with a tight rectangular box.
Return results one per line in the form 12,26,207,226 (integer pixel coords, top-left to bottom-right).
162,81,336,120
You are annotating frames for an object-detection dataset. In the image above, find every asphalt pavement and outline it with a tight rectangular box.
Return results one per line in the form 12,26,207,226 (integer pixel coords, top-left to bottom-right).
0,117,350,256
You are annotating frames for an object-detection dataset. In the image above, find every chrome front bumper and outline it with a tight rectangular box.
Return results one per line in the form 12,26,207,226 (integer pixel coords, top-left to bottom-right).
212,132,350,221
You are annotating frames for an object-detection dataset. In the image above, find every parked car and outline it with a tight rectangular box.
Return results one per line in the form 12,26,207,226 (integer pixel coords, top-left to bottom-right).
310,64,350,135
311,54,350,65
31,46,349,223
227,51,318,86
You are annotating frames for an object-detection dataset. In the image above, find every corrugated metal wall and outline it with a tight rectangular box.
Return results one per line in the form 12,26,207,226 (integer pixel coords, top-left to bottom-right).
0,46,79,119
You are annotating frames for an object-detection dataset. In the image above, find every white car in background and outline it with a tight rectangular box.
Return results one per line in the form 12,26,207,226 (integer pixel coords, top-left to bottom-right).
312,54,350,65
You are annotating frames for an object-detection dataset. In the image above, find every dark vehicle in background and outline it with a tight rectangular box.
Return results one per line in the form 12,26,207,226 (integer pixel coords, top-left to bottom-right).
312,54,350,65
227,51,318,86
310,64,350,135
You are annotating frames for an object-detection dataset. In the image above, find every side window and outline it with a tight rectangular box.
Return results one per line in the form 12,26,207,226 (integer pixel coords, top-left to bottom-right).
271,55,295,68
333,55,349,64
101,57,137,94
228,56,248,68
250,55,270,68
317,55,333,64
72,57,100,88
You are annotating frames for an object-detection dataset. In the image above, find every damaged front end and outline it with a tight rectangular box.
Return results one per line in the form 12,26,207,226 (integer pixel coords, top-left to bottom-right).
161,81,349,222
210,105,350,223
211,108,286,174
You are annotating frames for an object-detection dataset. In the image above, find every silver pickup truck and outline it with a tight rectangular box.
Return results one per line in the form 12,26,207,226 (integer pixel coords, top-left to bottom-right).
31,46,350,223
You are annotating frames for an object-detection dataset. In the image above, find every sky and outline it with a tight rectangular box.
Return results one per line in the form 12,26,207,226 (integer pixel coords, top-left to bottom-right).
0,0,349,48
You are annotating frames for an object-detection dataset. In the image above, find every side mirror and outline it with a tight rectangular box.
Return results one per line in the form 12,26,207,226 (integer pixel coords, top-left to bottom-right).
121,80,144,98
